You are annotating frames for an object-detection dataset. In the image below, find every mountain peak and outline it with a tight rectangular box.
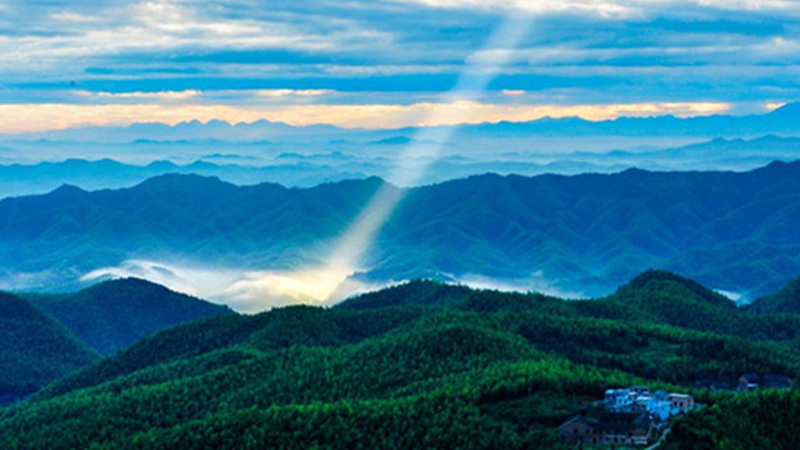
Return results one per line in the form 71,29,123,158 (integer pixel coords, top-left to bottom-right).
87,276,175,294
31,277,232,355
754,159,800,176
624,269,697,290
135,173,233,192
336,279,471,310
767,101,800,118
50,184,87,197
619,270,735,309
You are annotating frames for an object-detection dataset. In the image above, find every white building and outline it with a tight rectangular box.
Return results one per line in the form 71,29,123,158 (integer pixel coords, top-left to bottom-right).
605,389,634,409
603,387,694,421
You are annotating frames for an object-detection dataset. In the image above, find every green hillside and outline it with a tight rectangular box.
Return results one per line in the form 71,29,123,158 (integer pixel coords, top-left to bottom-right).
0,292,97,403
746,275,800,315
3,272,800,449
25,278,233,355
668,390,800,450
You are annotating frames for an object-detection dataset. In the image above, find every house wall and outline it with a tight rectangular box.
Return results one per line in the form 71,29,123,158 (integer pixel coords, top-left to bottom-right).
559,421,651,445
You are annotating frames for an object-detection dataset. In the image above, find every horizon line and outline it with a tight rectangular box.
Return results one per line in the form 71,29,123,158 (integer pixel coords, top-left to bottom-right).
0,100,790,135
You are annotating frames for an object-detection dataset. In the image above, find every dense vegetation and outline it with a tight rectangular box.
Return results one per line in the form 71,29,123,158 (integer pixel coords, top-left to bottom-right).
0,292,97,403
746,275,800,315
3,160,800,297
668,390,800,450
25,278,232,355
3,271,800,449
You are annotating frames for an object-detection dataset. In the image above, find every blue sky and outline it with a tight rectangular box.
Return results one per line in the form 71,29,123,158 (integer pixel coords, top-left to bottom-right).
0,0,798,132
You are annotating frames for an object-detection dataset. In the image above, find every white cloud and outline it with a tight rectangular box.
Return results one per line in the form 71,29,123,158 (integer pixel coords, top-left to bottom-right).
50,11,103,23
694,0,800,11
79,90,202,100
0,0,797,128
388,0,800,15
456,272,589,299
0,1,395,77
385,0,638,17
255,89,336,98
80,259,383,313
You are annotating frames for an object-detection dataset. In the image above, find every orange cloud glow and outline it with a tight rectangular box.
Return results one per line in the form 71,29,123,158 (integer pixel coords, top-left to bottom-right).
0,101,731,133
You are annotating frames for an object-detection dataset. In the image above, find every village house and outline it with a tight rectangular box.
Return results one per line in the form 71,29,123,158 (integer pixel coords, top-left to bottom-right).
558,410,655,446
762,374,793,389
739,373,760,391
695,373,792,392
739,373,793,391
603,386,696,420
669,393,695,412
604,389,634,409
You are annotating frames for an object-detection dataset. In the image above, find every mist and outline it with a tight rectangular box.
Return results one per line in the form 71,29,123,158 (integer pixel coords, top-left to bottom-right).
72,257,612,313
80,259,386,313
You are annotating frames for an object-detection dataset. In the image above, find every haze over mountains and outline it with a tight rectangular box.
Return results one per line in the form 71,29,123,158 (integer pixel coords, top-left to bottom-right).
2,160,800,310
1,103,799,310
6,102,800,145
1,134,800,200
0,103,798,199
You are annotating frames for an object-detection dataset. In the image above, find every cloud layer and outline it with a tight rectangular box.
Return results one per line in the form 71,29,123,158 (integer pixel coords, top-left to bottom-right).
0,0,798,131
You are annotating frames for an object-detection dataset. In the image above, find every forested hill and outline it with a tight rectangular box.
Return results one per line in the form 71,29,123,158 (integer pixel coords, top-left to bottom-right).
3,161,800,299
25,278,233,355
4,271,800,449
0,293,97,402
746,275,800,315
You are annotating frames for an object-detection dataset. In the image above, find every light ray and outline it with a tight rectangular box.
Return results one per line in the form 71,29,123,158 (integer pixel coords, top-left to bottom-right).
226,13,534,307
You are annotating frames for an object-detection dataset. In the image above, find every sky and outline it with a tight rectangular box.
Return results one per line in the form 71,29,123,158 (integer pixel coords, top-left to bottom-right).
0,0,799,132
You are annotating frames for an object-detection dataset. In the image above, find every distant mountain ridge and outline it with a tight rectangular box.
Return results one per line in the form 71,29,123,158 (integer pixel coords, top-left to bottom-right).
4,102,800,143
2,161,800,300
2,134,799,200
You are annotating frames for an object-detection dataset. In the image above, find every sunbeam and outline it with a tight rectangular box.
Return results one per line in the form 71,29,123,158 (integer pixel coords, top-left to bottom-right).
224,13,534,308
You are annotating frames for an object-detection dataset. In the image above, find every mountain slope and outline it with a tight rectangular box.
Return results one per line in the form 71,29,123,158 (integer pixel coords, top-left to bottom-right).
26,278,233,355
3,273,800,449
669,390,800,450
0,292,97,402
745,275,800,315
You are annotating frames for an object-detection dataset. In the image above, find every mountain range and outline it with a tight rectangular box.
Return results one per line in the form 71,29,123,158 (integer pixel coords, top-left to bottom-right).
0,103,798,187
1,134,800,200
2,161,800,304
5,102,800,144
3,270,800,449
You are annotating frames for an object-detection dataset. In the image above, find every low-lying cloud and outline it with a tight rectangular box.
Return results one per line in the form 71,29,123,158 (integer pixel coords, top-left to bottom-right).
75,258,604,313
81,259,384,313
